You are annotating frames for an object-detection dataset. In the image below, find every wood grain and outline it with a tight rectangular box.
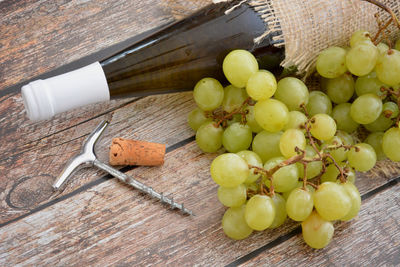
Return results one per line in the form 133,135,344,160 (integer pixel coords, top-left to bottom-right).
0,141,398,266
0,0,210,91
1,0,400,266
0,0,210,224
240,181,400,267
0,92,195,224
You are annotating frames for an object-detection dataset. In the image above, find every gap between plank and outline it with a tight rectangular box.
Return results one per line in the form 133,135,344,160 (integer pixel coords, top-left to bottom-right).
0,135,195,228
1,97,144,164
0,22,174,100
225,176,400,267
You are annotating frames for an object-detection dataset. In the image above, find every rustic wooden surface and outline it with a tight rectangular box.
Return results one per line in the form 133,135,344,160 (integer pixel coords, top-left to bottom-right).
0,0,399,266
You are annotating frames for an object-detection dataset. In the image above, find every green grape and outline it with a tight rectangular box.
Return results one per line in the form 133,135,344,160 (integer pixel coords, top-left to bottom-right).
284,111,308,131
332,165,356,184
322,136,347,162
286,188,313,221
355,71,387,97
382,127,400,161
321,162,355,184
310,114,337,141
195,122,223,153
347,143,377,172
350,30,371,47
217,184,247,207
193,78,224,111
376,49,400,86
269,194,287,228
222,85,248,113
223,49,259,88
302,211,334,249
316,46,347,78
382,101,399,119
336,130,354,145
254,99,289,132
281,186,292,200
306,91,332,116
274,77,309,111
279,129,306,158
264,157,299,193
345,167,356,183
222,123,252,153
346,42,378,76
396,39,400,51
332,103,359,133
364,113,393,132
245,195,276,230
210,153,249,187
187,107,212,131
340,182,361,221
222,205,253,240
298,146,323,179
350,93,382,124
320,164,340,183
252,131,282,163
282,181,315,200
314,181,352,221
246,182,258,192
326,73,355,104
226,114,242,126
377,42,389,54
236,150,263,184
245,105,264,133
246,70,277,100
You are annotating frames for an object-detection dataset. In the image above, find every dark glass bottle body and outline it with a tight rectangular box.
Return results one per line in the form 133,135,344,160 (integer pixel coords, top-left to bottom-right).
101,2,284,98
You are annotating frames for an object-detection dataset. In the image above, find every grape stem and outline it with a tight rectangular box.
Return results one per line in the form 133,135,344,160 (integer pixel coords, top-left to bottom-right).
380,86,400,127
324,153,346,183
364,0,400,30
301,103,322,160
383,110,393,118
324,143,359,152
373,13,393,48
214,97,253,127
247,126,353,196
372,16,393,45
306,181,318,190
300,103,347,183
315,161,327,185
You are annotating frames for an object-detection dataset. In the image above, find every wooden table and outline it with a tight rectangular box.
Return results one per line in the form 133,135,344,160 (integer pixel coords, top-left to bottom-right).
1,0,399,265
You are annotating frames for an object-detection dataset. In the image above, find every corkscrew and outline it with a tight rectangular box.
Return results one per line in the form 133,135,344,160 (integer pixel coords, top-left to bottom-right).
53,120,194,216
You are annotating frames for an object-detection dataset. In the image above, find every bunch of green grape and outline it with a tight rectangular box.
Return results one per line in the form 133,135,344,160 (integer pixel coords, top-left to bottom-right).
187,30,400,249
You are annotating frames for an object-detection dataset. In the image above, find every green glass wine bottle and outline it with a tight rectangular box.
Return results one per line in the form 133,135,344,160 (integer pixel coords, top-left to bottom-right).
21,1,284,121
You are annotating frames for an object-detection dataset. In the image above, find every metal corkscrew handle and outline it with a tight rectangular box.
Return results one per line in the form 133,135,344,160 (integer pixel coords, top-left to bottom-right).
53,120,194,216
93,159,194,216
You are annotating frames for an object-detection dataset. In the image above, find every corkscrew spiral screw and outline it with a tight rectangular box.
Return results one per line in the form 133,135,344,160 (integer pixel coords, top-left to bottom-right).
53,120,194,216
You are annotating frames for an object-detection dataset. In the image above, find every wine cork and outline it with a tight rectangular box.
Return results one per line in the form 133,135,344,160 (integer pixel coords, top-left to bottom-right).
109,138,166,166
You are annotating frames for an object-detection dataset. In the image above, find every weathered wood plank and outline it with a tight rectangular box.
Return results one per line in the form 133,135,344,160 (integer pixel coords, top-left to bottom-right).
1,0,400,266
240,181,400,267
0,0,210,90
0,139,398,266
0,0,210,161
0,95,135,159
0,0,210,224
0,92,195,224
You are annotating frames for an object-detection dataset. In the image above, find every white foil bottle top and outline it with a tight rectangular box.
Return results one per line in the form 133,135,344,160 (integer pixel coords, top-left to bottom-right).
21,62,110,121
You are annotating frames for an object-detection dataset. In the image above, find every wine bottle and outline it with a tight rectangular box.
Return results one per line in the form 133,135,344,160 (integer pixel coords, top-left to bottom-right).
21,1,284,121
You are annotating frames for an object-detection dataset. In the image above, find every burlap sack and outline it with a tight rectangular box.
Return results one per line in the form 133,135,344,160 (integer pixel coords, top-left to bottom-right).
216,0,400,75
